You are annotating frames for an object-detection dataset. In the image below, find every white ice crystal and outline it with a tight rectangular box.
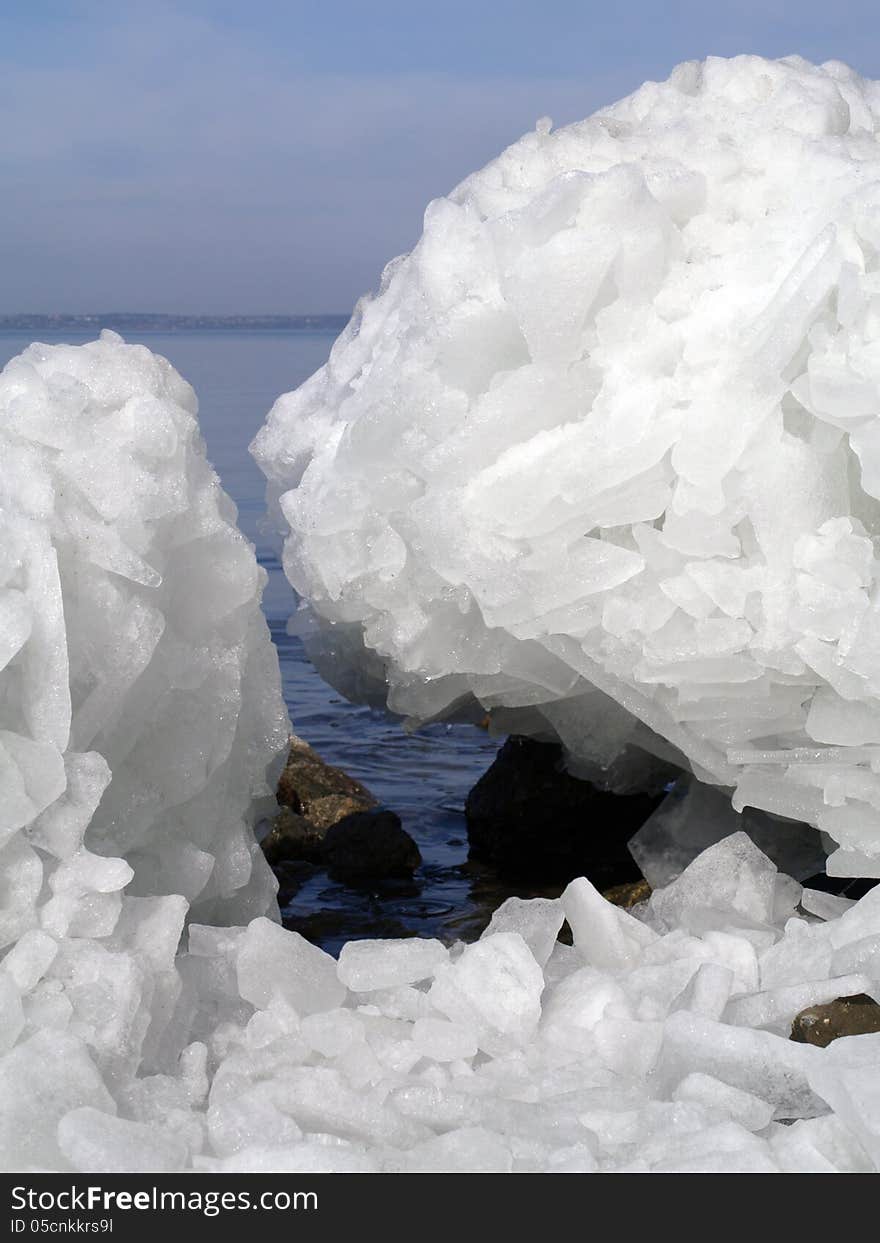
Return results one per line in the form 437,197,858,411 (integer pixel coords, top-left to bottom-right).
254,53,880,874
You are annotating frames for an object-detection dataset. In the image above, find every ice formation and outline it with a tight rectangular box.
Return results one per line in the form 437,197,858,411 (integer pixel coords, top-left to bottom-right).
0,333,289,1169
8,63,880,1178
254,54,880,876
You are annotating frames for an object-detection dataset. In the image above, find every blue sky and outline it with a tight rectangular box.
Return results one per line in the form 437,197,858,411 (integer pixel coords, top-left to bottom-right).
2,1,879,314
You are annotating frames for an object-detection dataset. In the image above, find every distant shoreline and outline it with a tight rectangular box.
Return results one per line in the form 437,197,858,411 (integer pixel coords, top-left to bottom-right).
0,313,349,333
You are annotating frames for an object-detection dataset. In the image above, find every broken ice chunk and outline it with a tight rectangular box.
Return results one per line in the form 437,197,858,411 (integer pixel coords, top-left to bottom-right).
337,938,448,991
481,896,564,968
57,1107,188,1174
649,832,780,933
236,918,346,1015
429,932,544,1047
561,875,657,969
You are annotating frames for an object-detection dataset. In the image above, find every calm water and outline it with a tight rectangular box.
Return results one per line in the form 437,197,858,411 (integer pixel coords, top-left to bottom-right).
0,329,506,951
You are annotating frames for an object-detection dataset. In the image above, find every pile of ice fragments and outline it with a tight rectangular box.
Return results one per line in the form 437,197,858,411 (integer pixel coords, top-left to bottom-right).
6,54,880,1176
255,52,880,879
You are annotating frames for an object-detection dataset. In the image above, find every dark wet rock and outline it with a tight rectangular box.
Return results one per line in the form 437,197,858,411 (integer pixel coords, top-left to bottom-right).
465,736,663,885
602,878,652,909
277,735,377,830
790,993,880,1048
262,808,325,865
323,810,422,883
264,736,421,902
262,736,390,870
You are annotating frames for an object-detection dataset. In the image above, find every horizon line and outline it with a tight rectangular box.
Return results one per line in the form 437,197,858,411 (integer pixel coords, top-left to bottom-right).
0,311,350,327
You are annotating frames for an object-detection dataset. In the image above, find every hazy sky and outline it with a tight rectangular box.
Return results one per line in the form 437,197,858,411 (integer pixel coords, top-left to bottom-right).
3,1,879,314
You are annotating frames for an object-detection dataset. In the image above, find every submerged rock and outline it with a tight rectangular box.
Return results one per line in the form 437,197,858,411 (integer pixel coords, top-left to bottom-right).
465,736,662,884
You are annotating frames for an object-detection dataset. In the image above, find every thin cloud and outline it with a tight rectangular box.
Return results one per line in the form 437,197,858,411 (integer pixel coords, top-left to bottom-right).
0,1,877,312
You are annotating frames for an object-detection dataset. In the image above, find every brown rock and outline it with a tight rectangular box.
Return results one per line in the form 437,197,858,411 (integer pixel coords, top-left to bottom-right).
263,737,420,883
602,878,652,909
262,808,325,866
277,736,377,830
790,993,880,1048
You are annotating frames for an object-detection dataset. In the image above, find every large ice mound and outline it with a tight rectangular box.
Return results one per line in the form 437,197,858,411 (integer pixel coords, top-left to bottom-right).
0,332,289,926
0,333,290,1168
254,54,880,876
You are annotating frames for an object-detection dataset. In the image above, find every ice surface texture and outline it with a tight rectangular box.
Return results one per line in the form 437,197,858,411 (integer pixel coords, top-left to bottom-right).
254,54,880,875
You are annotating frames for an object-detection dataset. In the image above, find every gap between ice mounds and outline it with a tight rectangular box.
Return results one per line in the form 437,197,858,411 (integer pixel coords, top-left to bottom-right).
253,53,880,877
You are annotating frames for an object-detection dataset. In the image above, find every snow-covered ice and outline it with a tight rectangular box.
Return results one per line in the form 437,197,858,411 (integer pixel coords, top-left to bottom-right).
254,52,880,875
